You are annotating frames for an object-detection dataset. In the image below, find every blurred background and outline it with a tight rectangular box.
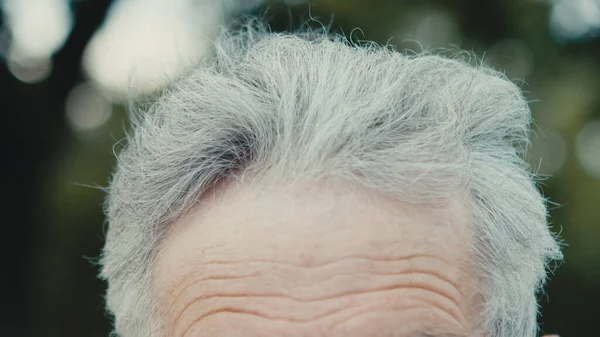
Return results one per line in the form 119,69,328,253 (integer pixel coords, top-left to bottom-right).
1,0,599,336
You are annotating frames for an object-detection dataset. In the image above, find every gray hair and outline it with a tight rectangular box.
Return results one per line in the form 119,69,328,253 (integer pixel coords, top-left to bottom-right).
101,22,563,337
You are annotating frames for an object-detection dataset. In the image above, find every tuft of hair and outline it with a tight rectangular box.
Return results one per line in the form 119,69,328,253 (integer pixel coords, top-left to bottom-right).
101,20,563,337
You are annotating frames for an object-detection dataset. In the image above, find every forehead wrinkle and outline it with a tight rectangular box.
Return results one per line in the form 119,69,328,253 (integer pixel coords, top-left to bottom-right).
159,254,469,336
176,289,464,337
159,253,467,316
156,179,477,336
175,284,466,326
415,333,467,337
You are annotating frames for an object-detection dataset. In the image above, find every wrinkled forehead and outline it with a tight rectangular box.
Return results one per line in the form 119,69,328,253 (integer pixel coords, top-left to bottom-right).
153,177,478,336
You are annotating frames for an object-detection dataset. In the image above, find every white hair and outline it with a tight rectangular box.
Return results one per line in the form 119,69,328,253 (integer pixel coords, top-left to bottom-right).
101,21,563,337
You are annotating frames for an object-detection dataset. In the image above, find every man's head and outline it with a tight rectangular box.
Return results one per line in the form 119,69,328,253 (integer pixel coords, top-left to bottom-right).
100,24,562,336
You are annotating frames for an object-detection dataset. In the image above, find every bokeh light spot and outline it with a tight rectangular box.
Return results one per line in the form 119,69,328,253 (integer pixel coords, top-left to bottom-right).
550,0,600,41
414,10,460,48
529,129,568,175
7,55,52,83
65,83,113,133
1,0,73,60
487,39,534,81
575,120,600,179
396,9,461,50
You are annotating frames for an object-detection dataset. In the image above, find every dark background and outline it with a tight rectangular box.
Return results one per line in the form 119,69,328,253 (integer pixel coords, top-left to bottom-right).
2,0,599,336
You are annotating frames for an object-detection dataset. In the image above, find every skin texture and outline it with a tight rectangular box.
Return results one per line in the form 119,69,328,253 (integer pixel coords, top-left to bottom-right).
154,177,483,337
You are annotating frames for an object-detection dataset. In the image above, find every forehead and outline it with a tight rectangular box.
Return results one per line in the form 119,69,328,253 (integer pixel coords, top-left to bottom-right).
154,178,477,337
158,178,471,275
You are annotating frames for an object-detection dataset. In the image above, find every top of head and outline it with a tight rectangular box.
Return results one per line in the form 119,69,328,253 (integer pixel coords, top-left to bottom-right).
100,20,562,337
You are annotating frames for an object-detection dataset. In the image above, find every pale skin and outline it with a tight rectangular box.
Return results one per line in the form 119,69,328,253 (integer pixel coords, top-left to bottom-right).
154,177,557,337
